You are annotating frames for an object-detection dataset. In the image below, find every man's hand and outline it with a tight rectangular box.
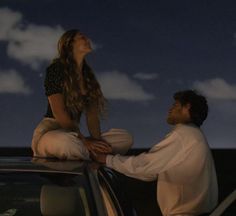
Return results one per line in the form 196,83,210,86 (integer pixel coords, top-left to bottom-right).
90,152,107,164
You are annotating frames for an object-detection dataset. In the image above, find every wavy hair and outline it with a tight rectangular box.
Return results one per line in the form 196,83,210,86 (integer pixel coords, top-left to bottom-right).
55,29,106,119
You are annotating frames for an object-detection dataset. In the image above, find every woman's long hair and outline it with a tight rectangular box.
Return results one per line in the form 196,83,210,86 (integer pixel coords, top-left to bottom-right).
55,29,106,119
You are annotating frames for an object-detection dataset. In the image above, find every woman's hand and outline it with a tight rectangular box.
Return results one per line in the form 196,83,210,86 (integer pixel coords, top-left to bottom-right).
84,138,112,155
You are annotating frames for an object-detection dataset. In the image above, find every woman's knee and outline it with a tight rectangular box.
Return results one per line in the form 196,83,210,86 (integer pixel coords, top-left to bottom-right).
37,130,89,160
102,128,133,154
120,130,133,149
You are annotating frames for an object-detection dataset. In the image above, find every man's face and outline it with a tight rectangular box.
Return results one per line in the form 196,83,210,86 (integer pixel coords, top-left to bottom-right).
167,100,191,125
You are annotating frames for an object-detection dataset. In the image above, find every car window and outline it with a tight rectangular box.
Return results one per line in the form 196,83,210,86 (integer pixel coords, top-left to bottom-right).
0,171,95,216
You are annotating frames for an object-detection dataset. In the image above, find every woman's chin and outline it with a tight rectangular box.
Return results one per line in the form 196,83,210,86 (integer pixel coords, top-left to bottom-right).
84,47,92,53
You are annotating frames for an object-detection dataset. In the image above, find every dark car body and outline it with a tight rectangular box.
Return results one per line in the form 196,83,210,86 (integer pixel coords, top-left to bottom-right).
0,157,137,216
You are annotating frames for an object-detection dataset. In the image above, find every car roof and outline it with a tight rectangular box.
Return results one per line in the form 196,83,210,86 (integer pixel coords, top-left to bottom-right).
0,157,92,175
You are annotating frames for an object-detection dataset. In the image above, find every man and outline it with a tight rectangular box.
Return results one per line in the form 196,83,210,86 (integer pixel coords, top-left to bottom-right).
93,90,218,216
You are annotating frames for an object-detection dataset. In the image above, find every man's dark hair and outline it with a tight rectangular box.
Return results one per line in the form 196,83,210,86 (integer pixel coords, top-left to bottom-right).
174,90,208,127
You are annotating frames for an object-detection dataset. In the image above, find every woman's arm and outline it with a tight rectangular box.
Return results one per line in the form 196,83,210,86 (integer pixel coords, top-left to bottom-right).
86,102,101,139
85,102,112,154
48,93,77,130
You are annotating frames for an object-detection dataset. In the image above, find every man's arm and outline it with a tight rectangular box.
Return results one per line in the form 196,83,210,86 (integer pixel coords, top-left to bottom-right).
94,131,185,181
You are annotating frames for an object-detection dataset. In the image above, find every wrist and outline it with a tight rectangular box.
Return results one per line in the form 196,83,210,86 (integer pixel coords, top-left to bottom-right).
101,154,107,164
77,132,85,140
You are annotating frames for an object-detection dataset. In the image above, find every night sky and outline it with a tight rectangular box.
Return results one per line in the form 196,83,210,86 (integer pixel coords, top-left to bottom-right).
0,0,236,148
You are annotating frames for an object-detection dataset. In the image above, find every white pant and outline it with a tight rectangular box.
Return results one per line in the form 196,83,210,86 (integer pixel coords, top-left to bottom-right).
32,118,133,160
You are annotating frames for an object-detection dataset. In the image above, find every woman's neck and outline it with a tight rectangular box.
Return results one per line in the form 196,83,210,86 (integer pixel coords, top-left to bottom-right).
74,56,84,74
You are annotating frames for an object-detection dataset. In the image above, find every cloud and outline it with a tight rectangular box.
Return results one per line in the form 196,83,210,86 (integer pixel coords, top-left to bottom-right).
0,7,22,40
0,69,31,94
7,24,64,69
133,72,158,80
193,78,236,100
97,71,155,101
0,7,64,70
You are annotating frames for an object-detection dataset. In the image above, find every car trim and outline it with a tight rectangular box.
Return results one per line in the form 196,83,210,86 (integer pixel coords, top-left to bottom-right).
0,168,83,175
98,169,124,216
86,168,108,216
209,189,236,216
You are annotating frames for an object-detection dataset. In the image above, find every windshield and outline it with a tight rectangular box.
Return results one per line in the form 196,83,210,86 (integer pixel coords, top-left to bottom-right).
0,171,95,216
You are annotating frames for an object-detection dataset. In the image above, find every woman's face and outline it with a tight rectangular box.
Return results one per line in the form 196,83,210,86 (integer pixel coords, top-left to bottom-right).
72,33,92,57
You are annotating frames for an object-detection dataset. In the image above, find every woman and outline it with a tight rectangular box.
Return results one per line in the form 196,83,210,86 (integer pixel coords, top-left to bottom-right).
32,29,133,160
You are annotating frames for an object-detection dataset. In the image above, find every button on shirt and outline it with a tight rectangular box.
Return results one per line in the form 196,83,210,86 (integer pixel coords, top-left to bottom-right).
106,124,218,216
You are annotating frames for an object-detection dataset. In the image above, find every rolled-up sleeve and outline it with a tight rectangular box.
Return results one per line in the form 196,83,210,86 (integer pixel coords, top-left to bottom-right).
106,131,185,181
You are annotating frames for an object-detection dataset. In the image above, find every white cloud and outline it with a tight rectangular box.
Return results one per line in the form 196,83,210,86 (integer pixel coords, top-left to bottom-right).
193,78,236,100
7,24,64,69
0,69,31,94
133,72,158,80
0,7,64,70
97,71,155,101
0,7,22,40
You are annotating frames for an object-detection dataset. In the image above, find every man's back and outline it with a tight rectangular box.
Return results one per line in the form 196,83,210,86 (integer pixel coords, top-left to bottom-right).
157,124,218,216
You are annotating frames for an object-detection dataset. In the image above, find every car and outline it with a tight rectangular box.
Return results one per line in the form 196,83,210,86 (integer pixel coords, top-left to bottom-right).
208,189,236,216
0,157,137,216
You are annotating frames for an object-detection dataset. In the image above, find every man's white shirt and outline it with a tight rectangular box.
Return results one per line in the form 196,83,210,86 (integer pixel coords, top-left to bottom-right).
106,123,218,216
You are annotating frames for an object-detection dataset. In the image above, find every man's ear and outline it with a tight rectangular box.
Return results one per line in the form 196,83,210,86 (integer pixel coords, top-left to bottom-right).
185,103,191,110
183,103,191,120
183,103,191,113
